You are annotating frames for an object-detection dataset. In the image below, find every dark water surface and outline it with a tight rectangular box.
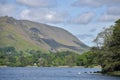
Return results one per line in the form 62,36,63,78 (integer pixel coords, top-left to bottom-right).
0,67,119,80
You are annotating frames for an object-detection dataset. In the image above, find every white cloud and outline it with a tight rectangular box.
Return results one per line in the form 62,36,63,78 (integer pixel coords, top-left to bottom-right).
98,14,120,22
20,9,48,22
20,9,69,23
72,0,120,8
98,6,120,22
0,4,16,16
20,9,30,19
16,0,57,7
72,0,120,23
69,12,95,24
20,8,99,25
45,11,69,23
89,28,97,32
107,6,120,15
72,0,101,8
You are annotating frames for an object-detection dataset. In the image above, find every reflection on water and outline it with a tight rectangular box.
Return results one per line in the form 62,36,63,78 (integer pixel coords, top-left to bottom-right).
0,67,119,80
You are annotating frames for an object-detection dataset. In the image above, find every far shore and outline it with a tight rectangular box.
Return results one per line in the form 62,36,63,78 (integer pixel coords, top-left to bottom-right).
0,65,101,68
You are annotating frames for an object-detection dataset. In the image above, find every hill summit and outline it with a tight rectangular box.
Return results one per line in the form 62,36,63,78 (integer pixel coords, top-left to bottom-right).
0,16,89,53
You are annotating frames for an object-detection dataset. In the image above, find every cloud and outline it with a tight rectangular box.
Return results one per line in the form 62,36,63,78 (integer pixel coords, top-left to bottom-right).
45,11,69,23
19,9,97,25
16,0,57,7
98,6,120,22
72,0,120,8
107,6,120,15
77,34,94,39
69,12,95,24
20,9,95,24
98,5,120,22
20,9,31,19
89,28,97,32
0,4,16,16
98,14,120,22
20,9,69,23
72,0,101,8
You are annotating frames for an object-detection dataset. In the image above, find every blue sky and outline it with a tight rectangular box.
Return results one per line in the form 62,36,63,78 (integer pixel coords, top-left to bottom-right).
0,0,120,46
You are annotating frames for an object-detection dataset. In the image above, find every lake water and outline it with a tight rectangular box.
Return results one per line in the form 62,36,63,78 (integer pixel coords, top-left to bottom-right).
0,67,119,80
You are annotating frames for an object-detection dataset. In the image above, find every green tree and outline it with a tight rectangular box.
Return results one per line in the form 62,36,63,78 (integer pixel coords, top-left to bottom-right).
109,19,120,71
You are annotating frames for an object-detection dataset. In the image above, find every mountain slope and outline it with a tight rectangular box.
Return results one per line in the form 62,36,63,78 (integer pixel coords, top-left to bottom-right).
0,16,89,53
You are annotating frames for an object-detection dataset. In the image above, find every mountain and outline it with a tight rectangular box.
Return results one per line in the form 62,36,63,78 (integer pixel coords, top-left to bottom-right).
0,16,89,53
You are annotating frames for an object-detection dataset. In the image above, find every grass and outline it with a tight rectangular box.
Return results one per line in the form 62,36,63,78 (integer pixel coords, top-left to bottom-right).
107,71,120,77
0,23,48,53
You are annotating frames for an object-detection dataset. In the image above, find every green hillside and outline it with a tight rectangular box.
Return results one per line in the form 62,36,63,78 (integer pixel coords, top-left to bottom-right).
0,16,89,53
0,17,43,51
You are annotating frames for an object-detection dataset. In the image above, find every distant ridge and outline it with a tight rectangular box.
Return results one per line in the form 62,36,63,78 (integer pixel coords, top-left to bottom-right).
0,16,89,53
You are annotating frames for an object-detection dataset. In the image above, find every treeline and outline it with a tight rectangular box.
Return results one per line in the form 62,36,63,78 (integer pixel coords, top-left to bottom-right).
84,19,120,74
0,46,92,67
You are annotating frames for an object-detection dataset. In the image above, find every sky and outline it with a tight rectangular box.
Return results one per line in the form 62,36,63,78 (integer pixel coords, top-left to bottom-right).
0,0,120,46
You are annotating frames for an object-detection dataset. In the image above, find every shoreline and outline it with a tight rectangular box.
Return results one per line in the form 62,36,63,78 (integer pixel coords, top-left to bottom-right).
0,65,101,68
106,71,120,77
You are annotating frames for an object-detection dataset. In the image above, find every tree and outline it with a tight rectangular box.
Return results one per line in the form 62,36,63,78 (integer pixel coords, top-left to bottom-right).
109,19,120,71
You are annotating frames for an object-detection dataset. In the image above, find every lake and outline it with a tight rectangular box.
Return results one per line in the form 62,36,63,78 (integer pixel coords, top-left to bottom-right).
0,67,119,80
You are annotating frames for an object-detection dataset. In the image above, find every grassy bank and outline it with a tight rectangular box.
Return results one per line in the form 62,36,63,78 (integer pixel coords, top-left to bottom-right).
107,71,120,77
